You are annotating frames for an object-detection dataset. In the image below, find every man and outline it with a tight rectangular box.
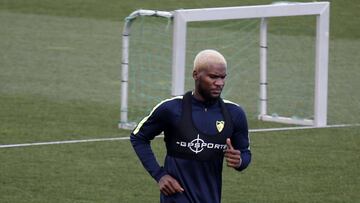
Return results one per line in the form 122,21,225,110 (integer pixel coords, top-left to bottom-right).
130,49,251,203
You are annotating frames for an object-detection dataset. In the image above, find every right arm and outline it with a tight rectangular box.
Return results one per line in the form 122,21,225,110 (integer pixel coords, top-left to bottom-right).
130,102,184,195
130,104,167,182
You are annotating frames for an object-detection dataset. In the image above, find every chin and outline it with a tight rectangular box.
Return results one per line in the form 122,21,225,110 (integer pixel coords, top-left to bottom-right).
211,91,222,97
210,93,221,99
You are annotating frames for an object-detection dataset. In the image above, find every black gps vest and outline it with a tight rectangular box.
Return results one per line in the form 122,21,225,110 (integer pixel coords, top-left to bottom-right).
166,91,234,161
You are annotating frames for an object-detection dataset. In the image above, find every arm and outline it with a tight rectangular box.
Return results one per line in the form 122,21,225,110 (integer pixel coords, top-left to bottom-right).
130,105,168,182
130,101,184,195
224,106,251,171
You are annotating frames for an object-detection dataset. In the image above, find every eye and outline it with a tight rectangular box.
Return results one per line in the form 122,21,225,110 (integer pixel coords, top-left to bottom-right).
208,73,226,80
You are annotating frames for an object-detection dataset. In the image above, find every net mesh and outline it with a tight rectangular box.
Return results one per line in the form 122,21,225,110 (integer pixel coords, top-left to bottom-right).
128,16,173,122
125,13,360,126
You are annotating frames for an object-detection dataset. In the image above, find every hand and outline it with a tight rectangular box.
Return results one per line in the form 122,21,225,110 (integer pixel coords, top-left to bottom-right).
224,138,242,168
158,174,184,196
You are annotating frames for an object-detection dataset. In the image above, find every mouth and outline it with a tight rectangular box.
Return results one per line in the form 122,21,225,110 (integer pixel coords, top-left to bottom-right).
211,89,222,95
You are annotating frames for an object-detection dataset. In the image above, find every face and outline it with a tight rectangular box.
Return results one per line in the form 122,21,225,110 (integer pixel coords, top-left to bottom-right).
193,63,227,101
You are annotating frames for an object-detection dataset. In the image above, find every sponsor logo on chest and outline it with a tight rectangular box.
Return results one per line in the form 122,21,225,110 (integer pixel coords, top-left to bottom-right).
176,134,227,154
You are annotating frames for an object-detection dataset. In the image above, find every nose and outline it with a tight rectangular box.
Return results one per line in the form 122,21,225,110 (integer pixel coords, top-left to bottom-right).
214,78,225,86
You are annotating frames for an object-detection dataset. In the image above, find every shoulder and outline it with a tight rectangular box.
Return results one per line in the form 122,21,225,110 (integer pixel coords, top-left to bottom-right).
223,99,245,114
149,95,183,115
222,98,248,130
155,95,183,109
222,98,247,121
132,96,183,134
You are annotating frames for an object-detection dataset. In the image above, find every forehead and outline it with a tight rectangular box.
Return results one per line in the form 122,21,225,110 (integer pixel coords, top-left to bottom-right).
204,63,227,74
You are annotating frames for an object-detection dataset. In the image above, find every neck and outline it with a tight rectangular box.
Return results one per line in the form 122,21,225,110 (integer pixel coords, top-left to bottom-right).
192,90,219,105
193,90,205,102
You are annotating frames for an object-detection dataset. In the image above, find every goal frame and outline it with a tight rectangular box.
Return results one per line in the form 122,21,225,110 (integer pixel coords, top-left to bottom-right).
119,2,330,128
171,2,329,127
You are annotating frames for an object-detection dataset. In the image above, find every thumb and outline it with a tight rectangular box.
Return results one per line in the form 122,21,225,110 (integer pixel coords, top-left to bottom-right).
226,138,234,150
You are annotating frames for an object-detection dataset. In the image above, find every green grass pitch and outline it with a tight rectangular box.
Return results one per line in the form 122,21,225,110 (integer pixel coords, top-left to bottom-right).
0,0,360,202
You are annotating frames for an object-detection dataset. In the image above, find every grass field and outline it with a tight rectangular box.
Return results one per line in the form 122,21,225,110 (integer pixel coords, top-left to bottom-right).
1,0,360,202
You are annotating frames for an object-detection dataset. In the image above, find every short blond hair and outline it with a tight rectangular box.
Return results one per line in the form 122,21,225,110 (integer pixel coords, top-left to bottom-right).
193,49,227,71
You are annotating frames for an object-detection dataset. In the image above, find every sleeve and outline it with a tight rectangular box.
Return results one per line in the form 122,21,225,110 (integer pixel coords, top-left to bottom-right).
229,106,251,171
130,103,169,182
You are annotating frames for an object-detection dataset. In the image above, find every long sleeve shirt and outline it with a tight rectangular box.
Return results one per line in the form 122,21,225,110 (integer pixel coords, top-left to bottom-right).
130,94,251,203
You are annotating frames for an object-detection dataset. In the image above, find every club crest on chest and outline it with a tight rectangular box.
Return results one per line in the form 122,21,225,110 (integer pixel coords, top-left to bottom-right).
216,121,224,132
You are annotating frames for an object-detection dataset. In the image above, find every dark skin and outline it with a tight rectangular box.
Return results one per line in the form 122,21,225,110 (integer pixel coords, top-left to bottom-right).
158,62,242,196
193,63,226,102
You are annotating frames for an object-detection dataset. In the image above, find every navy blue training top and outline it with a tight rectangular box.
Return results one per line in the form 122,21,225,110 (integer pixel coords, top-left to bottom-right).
130,94,251,203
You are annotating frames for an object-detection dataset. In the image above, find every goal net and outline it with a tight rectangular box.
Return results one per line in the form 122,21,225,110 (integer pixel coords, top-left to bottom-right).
119,2,330,129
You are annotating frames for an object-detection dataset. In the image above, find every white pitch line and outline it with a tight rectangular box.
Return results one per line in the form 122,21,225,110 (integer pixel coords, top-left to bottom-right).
0,124,359,149
0,137,132,149
249,123,360,132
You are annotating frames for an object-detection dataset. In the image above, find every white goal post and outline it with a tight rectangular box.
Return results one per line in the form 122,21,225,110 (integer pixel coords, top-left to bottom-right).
120,2,330,128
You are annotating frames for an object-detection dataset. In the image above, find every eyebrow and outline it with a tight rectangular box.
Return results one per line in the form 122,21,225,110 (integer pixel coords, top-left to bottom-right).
209,73,227,77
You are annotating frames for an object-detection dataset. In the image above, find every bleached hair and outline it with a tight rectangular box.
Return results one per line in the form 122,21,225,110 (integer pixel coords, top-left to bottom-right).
193,49,227,71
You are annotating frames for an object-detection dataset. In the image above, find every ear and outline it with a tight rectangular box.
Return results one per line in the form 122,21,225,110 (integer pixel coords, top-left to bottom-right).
193,70,198,80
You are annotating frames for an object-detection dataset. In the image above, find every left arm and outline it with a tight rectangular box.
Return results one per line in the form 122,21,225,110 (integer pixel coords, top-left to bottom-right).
224,107,251,171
